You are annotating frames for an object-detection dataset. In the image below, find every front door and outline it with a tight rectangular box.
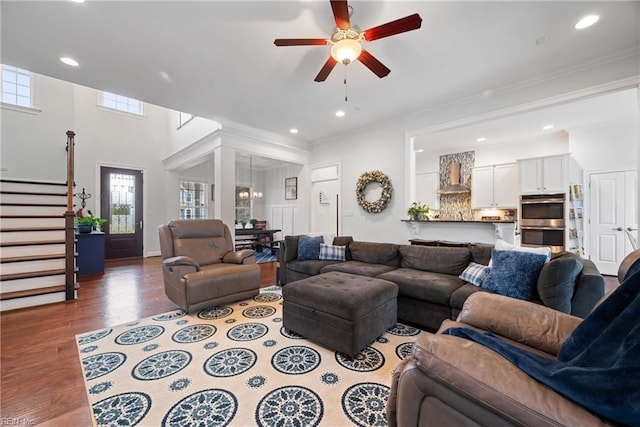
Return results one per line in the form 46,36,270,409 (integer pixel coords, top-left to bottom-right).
100,167,143,259
589,171,629,275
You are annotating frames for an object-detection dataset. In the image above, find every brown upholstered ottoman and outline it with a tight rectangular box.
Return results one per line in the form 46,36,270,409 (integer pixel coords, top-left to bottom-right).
282,271,398,356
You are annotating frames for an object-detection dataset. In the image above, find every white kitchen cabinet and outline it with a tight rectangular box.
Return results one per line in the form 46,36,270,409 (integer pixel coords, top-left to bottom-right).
415,172,440,211
519,155,567,194
471,163,518,208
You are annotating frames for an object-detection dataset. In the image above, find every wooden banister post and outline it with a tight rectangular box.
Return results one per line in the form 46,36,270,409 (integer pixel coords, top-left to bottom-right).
65,131,76,301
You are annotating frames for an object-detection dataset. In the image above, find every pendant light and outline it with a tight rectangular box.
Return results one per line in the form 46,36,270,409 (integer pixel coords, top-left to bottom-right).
250,157,262,200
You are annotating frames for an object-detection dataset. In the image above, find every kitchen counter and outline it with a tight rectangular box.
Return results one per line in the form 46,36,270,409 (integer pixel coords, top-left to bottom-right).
402,219,516,244
401,219,515,223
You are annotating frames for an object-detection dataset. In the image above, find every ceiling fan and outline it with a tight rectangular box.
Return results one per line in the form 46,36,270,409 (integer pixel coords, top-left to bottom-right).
274,0,422,82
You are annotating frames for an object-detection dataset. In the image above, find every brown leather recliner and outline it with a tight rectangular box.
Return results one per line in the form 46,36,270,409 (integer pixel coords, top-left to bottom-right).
158,219,261,312
387,292,615,426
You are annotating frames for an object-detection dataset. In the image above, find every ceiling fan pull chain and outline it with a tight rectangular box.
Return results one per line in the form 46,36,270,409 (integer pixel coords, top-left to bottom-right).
344,65,348,102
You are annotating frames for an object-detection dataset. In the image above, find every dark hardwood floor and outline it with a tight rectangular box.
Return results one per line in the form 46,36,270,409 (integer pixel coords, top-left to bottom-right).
0,257,278,426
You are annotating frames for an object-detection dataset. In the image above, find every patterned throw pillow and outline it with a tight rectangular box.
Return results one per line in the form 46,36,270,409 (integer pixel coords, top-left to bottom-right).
297,235,324,260
459,262,491,287
482,249,548,300
318,244,346,261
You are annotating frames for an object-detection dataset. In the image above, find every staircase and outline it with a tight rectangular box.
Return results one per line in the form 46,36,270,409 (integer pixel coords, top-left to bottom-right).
0,132,77,311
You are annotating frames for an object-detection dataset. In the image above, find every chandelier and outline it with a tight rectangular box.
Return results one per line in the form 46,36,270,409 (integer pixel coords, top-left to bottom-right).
241,157,262,200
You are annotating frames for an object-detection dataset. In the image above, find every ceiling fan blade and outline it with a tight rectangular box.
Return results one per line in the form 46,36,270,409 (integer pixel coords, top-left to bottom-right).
274,38,328,46
330,0,351,30
314,57,338,82
363,13,422,41
358,49,390,78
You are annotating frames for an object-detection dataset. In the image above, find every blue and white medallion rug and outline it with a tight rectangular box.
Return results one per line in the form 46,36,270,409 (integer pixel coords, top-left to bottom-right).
76,286,429,426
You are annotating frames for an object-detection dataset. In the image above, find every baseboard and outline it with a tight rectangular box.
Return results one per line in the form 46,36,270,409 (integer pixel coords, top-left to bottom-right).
146,251,161,257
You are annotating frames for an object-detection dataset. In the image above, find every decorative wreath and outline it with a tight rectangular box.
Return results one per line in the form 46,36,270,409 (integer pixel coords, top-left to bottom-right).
356,170,392,214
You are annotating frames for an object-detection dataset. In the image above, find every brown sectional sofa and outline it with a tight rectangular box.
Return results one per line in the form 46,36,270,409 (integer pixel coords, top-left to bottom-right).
279,236,605,330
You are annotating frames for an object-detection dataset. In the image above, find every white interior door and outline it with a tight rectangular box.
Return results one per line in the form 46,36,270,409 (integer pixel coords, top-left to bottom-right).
311,180,340,236
624,170,638,252
589,171,626,275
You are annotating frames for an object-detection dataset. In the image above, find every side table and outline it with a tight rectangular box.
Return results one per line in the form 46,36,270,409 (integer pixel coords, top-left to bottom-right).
76,231,105,274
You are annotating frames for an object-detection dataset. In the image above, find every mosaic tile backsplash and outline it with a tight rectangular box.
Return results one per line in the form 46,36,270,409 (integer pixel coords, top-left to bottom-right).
439,151,474,220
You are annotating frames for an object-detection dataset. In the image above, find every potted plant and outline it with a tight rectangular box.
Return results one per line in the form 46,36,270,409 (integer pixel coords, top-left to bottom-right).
76,211,108,233
407,202,430,221
249,219,258,228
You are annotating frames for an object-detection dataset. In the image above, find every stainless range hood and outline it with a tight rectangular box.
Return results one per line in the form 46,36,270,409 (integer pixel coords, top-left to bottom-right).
438,162,470,194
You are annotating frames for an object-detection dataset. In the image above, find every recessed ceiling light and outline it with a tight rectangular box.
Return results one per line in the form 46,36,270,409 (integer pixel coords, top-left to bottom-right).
414,149,424,153
60,57,79,67
543,124,554,130
575,15,599,30
335,110,345,117
476,137,486,142
289,128,298,134
70,0,85,3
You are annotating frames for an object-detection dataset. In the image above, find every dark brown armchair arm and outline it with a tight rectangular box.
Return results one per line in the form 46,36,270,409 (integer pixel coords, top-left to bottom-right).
223,249,255,264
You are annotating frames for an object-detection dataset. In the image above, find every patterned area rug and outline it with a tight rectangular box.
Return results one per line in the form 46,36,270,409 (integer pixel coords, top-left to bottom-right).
255,248,278,263
76,286,429,426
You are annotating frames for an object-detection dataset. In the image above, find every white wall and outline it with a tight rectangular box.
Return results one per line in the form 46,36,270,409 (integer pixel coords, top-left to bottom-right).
568,120,638,173
1,73,74,181
2,73,176,256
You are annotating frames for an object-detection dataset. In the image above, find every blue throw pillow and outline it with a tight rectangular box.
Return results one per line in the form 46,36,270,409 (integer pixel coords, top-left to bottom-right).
297,235,324,260
482,249,547,300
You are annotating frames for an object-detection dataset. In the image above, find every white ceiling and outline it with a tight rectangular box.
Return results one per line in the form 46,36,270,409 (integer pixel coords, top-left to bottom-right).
1,1,638,145
414,87,639,152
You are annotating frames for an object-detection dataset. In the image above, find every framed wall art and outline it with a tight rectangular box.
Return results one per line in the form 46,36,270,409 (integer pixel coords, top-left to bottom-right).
285,177,297,200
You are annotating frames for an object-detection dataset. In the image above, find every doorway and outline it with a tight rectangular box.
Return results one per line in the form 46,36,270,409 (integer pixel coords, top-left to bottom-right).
100,166,144,259
588,170,637,275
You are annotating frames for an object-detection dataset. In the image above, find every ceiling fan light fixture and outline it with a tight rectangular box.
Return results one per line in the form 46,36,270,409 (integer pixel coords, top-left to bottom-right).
331,39,362,64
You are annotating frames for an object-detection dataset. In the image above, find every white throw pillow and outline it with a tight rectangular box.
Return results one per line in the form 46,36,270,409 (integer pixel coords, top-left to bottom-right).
489,239,552,266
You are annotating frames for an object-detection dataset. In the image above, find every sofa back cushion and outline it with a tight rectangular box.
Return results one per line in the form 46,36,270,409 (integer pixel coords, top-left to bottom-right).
349,241,400,267
537,252,584,313
469,243,494,266
400,245,471,275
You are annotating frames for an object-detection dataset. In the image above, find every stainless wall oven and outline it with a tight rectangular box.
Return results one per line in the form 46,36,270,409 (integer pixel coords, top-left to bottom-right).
520,193,565,252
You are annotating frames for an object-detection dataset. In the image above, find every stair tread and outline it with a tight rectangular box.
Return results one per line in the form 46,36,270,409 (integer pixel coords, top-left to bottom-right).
1,214,66,218
0,239,66,247
1,190,67,196
1,202,67,207
1,226,66,232
1,253,71,263
0,179,66,186
0,285,68,301
0,268,68,281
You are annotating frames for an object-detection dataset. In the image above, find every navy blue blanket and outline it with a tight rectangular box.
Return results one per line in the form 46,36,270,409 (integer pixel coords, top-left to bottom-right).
445,268,640,426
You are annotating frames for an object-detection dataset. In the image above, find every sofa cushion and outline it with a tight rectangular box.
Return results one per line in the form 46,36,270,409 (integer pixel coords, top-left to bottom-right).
283,235,301,262
319,243,346,261
469,243,494,266
459,262,491,287
482,250,548,301
297,235,324,260
288,259,341,276
399,245,471,276
320,261,397,277
450,284,489,310
349,242,400,267
493,239,551,262
378,268,465,305
332,236,354,261
537,254,583,314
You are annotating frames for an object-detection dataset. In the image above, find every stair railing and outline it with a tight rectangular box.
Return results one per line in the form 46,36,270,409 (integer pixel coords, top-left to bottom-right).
64,130,76,300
